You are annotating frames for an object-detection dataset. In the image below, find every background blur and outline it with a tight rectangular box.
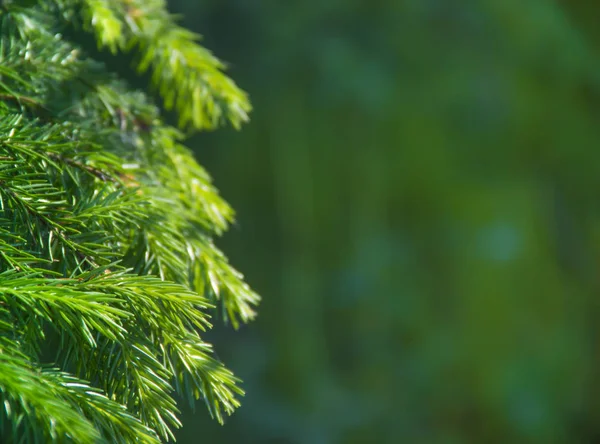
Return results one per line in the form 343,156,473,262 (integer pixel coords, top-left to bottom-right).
164,1,600,443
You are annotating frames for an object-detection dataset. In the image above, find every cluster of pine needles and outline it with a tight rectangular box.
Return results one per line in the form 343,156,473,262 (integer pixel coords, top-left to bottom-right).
0,0,258,442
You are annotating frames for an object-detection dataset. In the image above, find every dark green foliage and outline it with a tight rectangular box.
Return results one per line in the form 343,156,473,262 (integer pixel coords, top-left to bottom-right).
166,1,600,443
0,0,257,442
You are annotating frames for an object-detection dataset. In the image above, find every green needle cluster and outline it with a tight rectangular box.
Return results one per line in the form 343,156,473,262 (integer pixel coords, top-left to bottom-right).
0,1,258,442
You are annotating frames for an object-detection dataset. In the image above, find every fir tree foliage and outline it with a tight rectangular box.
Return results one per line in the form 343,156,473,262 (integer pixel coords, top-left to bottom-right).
0,0,258,442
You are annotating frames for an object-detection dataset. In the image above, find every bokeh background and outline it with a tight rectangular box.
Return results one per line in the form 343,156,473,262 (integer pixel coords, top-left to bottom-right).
161,1,600,443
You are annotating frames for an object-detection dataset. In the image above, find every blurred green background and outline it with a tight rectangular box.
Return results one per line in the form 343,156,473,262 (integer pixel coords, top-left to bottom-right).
163,1,600,443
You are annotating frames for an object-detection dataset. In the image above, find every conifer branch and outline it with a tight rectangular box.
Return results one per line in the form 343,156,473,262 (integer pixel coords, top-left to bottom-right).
0,1,258,441
46,0,251,131
0,336,160,443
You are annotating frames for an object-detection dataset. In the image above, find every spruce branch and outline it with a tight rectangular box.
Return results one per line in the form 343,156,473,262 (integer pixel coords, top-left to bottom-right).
48,0,251,131
0,336,160,443
0,339,101,443
0,1,258,441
